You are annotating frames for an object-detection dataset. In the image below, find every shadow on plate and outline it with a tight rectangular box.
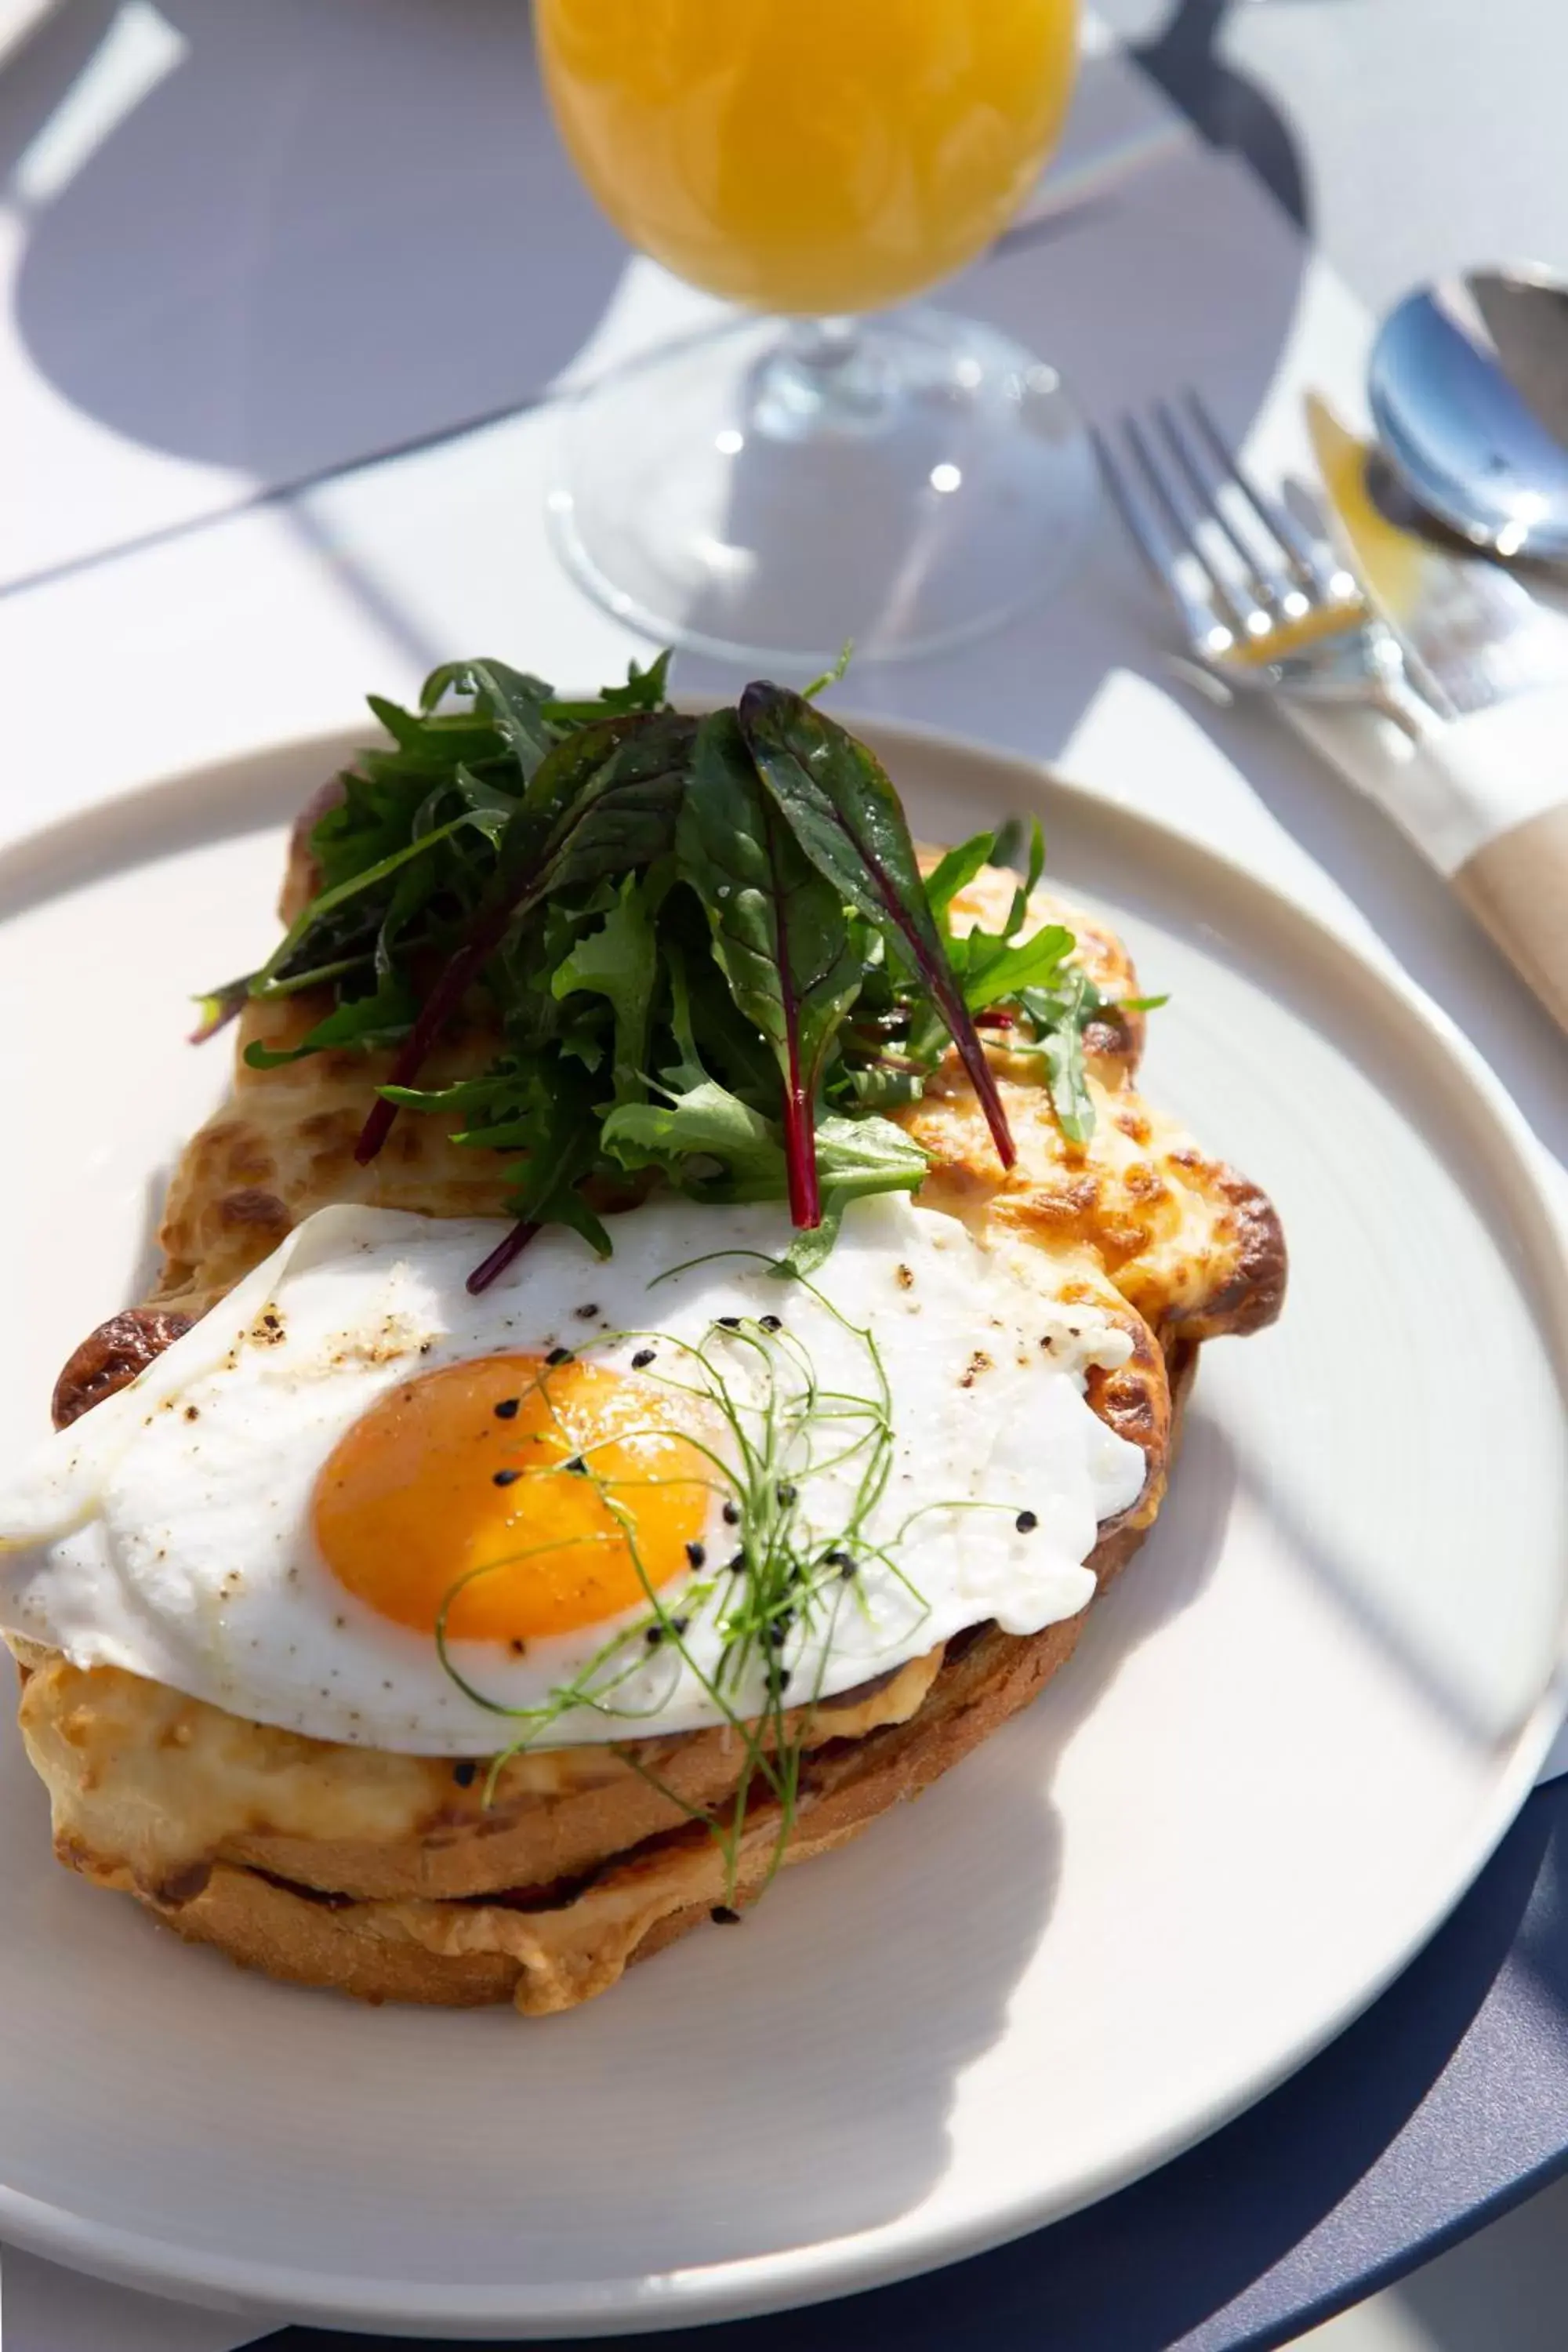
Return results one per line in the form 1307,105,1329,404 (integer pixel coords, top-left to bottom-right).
0,1704,1055,2273
273,1784,1568,2350
0,1225,1236,2282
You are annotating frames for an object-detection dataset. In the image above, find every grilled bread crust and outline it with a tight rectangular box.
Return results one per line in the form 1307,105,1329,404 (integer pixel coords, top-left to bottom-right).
13,793,1281,2013
13,1428,1178,2017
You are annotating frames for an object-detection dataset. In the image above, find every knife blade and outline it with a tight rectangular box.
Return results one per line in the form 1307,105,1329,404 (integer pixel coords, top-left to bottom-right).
1305,394,1568,718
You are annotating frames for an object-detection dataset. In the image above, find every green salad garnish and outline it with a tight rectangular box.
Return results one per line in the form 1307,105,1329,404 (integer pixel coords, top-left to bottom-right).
197,654,1151,1289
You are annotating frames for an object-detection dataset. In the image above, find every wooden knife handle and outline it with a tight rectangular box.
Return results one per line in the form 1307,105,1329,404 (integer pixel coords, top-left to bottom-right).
1454,801,1568,1035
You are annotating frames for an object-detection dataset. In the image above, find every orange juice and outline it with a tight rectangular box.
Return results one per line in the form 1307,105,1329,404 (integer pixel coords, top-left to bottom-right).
536,0,1078,316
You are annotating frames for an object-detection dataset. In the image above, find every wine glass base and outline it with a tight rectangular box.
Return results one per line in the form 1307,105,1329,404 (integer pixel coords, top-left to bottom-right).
545,307,1098,669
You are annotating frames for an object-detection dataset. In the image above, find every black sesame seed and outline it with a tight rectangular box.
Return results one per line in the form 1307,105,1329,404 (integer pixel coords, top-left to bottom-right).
776,1668,793,1692
1016,1509,1039,1533
492,1468,521,1487
493,1397,521,1419
685,1541,706,1568
546,1345,572,1367
728,1550,746,1573
722,1500,741,1526
452,1761,477,1788
760,1313,782,1333
510,1638,527,1656
776,1481,797,1507
717,1315,742,1330
825,1548,851,1567
838,1558,858,1581
631,1348,656,1370
563,1454,588,1475
575,1303,600,1319
768,1621,789,1648
710,1904,742,1925
670,1614,690,1635
644,1624,665,1646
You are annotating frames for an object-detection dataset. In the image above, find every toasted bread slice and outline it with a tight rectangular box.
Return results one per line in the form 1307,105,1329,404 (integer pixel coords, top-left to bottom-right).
16,1439,1174,2015
13,791,1281,2013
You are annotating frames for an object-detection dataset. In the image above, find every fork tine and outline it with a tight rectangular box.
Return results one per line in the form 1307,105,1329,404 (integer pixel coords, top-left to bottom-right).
1154,397,1306,621
1182,390,1355,605
1120,412,1257,640
1091,424,1235,655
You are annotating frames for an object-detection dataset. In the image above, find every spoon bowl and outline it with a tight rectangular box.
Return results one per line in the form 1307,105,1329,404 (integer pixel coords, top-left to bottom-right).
1370,266,1568,565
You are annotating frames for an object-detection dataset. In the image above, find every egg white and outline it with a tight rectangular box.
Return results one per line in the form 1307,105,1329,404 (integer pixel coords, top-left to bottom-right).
0,1197,1147,1755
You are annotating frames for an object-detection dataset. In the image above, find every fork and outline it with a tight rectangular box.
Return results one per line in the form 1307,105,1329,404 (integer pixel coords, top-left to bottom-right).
1093,390,1433,738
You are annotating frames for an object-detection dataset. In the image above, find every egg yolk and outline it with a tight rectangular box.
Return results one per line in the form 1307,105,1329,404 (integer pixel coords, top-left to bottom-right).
312,1354,714,1644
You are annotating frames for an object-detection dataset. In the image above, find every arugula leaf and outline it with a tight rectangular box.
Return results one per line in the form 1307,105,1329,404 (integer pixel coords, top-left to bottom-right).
365,693,426,750
1043,1003,1094,1142
811,1113,927,1196
1020,973,1098,1145
356,714,693,1165
603,1080,784,1198
389,1054,611,1254
550,876,657,1108
418,660,481,713
542,652,672,727
251,809,493,1001
499,1060,612,1258
775,1192,845,1278
449,763,520,844
677,711,861,1228
840,1061,925,1112
922,831,995,921
736,684,1016,1174
602,1091,924,1208
463,659,557,780
244,975,418,1069
959,921,1075,1013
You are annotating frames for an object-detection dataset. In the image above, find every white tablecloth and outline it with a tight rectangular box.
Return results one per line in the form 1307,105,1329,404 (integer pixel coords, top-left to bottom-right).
3,9,1567,2347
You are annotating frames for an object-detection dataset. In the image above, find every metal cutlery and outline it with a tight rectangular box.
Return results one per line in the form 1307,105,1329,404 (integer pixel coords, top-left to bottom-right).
1369,265,1568,564
1092,390,1432,737
1098,390,1568,1036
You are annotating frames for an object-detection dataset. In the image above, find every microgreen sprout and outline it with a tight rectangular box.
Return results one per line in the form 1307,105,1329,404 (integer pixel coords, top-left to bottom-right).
431,1257,960,1910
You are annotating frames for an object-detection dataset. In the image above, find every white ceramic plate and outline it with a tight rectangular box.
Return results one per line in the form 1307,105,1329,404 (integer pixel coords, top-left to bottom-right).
0,720,1564,2339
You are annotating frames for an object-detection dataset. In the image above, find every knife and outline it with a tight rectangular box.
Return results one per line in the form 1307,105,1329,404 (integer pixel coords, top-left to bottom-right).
1305,394,1568,1034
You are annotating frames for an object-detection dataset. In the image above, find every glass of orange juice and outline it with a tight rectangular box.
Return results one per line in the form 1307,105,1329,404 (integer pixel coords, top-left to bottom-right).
537,0,1087,663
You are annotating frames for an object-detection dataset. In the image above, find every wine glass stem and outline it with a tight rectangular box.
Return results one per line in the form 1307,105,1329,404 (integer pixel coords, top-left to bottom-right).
753,317,891,443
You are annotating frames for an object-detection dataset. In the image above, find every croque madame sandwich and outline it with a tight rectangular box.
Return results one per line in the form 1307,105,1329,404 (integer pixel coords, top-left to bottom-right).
0,662,1284,2016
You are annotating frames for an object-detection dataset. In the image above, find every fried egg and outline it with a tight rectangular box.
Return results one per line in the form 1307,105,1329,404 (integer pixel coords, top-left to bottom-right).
0,1198,1147,1755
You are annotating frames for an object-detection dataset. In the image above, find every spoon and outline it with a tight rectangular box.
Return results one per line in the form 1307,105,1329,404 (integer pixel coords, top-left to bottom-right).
1369,266,1568,564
